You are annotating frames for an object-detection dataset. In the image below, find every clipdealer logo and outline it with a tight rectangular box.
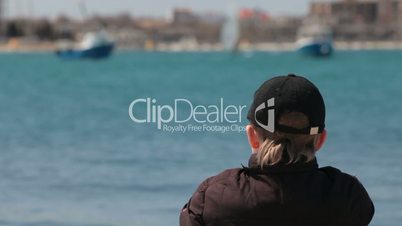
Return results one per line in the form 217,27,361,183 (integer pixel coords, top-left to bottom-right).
128,98,247,133
254,97,275,133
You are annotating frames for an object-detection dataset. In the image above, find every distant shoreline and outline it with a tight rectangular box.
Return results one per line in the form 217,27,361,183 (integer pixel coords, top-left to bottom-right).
2,40,402,53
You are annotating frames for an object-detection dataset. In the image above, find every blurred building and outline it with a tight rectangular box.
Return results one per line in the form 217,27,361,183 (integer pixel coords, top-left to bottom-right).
146,8,222,46
310,0,402,40
0,0,3,19
238,8,301,43
0,0,4,35
239,8,270,23
172,8,198,24
311,0,401,24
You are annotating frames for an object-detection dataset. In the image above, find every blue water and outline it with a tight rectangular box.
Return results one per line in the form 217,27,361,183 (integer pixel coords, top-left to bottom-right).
0,50,401,225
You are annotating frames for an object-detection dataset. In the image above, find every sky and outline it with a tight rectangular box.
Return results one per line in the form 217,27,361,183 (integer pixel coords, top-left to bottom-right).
2,0,320,19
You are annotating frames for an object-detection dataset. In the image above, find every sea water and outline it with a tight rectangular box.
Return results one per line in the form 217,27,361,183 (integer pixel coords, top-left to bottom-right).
0,50,401,226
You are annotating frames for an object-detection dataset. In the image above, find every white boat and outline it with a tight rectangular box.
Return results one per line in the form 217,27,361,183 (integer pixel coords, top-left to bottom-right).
296,24,333,57
56,30,114,59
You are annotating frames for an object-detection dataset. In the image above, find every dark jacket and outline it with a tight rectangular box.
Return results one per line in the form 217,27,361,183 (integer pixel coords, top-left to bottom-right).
180,154,374,226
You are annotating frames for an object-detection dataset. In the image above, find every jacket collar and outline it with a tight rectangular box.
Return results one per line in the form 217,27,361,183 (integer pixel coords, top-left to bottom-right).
244,153,318,174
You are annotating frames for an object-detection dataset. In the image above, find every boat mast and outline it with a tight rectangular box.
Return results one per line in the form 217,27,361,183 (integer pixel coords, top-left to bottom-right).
77,0,88,19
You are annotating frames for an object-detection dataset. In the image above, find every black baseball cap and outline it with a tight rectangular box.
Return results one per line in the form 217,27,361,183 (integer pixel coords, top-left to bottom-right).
247,74,325,135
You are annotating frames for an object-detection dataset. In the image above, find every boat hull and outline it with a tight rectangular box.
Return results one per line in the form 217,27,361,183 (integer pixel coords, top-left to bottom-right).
298,42,333,57
55,43,114,59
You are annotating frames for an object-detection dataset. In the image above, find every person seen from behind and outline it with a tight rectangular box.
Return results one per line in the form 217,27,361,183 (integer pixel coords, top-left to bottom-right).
180,74,374,226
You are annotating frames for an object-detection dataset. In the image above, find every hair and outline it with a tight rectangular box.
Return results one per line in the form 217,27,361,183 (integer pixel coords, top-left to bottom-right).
255,112,320,168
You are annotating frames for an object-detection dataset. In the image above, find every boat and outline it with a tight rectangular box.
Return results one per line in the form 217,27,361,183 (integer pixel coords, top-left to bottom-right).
296,24,333,57
55,30,114,59
220,3,240,52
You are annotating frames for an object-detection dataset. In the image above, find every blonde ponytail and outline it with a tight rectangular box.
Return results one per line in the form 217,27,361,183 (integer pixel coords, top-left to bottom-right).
255,112,319,168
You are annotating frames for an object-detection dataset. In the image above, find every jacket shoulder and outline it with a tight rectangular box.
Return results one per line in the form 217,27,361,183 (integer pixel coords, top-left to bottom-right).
319,166,362,183
319,166,375,225
208,168,243,183
319,166,368,195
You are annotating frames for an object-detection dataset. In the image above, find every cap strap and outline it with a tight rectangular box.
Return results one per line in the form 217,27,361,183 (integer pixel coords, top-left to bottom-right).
276,124,324,135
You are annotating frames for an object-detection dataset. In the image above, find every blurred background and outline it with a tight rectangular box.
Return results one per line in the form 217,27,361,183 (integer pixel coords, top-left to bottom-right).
1,0,402,51
0,0,401,226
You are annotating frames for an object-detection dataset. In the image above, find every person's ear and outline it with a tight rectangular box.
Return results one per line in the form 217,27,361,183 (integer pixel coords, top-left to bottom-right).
246,125,261,152
314,129,327,151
